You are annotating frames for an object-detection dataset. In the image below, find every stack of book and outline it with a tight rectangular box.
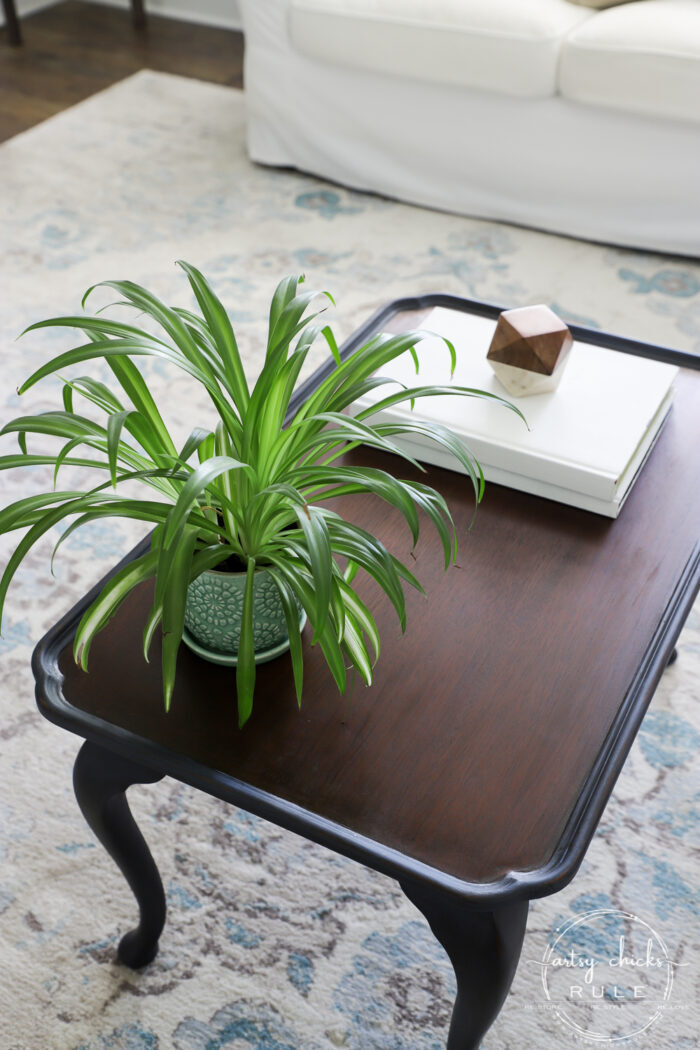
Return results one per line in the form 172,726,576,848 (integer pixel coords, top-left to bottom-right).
352,307,677,518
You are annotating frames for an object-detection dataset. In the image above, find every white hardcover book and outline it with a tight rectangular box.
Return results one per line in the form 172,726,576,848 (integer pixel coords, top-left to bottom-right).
352,308,678,518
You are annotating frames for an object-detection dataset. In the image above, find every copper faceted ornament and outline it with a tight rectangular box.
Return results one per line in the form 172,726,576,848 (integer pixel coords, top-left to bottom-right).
487,304,573,397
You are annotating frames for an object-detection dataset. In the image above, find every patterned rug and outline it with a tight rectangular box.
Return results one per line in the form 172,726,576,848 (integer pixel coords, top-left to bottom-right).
0,71,698,1050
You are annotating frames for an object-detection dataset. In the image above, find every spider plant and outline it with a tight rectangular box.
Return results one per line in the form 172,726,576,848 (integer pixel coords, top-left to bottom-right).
0,263,517,726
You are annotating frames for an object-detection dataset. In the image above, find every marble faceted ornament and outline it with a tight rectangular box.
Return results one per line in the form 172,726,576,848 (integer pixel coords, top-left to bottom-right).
487,304,573,396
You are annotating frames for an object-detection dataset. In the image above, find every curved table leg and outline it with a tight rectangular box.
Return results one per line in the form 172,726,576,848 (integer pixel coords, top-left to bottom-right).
73,740,166,968
131,0,146,29
401,880,528,1050
2,0,22,46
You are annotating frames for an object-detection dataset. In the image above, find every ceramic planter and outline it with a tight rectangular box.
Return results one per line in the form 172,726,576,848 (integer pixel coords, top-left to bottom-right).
182,566,303,667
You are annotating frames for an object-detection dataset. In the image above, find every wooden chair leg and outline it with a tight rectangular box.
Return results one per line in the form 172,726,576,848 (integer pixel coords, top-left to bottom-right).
2,0,22,47
131,0,147,29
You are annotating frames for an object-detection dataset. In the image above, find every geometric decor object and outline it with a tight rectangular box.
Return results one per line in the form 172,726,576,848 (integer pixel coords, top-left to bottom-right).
487,304,573,396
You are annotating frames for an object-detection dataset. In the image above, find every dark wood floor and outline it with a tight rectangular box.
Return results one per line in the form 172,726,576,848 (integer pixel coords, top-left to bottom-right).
0,0,244,142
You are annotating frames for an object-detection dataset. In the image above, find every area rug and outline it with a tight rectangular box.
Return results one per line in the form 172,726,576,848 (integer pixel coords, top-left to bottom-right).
0,70,698,1050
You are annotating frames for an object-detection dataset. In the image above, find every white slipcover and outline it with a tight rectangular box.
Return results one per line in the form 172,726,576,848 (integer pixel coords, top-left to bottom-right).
290,0,593,98
241,0,700,254
560,0,700,123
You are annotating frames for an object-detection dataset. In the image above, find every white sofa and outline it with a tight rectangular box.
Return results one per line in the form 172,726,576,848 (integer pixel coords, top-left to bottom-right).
239,0,700,256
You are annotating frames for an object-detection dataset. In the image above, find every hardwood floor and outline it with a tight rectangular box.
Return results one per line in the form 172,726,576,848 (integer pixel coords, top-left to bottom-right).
0,1,244,142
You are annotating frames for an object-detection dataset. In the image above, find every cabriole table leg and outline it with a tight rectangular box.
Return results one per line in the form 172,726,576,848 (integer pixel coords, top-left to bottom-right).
131,0,146,29
2,0,22,45
401,880,529,1050
73,740,166,968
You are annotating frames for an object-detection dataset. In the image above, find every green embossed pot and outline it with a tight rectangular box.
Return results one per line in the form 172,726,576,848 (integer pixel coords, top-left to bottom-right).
183,565,304,666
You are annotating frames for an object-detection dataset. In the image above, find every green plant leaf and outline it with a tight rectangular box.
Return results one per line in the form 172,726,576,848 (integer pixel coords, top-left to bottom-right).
74,549,159,670
60,374,126,415
161,527,198,713
354,383,524,423
236,558,257,726
177,427,215,465
291,411,426,473
19,329,240,440
323,518,414,630
340,613,373,686
267,568,304,705
47,494,218,572
0,453,107,473
103,356,178,458
22,313,171,346
335,577,380,665
149,457,251,640
292,503,332,640
16,338,187,394
176,260,250,415
161,455,252,549
106,410,134,488
0,490,83,535
142,540,234,663
291,465,422,547
374,419,485,505
255,348,313,480
265,554,347,694
0,494,106,631
402,480,457,568
267,275,301,349
297,329,451,423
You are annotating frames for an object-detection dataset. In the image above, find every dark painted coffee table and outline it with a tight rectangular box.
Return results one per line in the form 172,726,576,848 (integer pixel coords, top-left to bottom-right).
32,294,700,1049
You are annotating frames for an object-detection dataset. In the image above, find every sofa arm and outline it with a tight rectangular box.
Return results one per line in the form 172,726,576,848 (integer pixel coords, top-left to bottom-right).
239,0,293,54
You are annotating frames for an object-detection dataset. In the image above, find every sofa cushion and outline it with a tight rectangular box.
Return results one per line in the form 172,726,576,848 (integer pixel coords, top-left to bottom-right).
288,0,593,99
560,0,700,123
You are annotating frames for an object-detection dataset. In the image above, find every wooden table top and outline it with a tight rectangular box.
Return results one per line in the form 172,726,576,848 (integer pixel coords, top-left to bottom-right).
37,297,700,904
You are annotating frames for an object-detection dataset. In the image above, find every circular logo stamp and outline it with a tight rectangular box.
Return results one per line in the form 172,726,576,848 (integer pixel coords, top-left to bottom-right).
540,909,674,1043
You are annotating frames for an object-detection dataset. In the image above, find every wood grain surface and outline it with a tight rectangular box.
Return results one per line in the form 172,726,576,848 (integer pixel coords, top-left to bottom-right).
487,305,572,375
57,308,700,886
0,0,243,142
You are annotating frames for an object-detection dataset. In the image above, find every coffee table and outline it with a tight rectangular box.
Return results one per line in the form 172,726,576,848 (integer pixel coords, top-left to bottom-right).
31,294,700,1049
